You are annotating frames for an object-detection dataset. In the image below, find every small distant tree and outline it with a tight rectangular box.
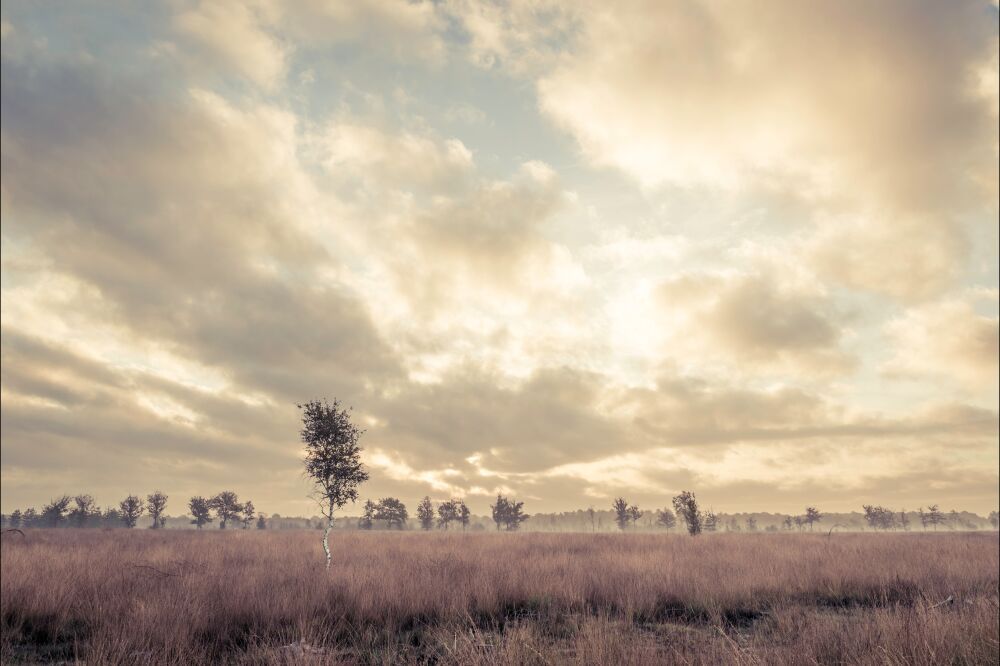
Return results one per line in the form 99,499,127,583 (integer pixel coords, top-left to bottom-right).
147,491,168,529
612,497,630,531
119,495,144,528
587,506,596,532
782,516,793,531
69,495,97,528
672,491,702,536
491,494,509,531
745,517,758,532
656,508,676,530
22,508,38,527
298,398,369,570
100,507,119,527
417,496,435,531
989,511,999,530
9,510,22,529
947,510,962,530
793,515,804,531
256,514,267,529
862,505,896,531
457,500,471,532
898,509,910,531
703,510,718,532
804,507,822,531
926,504,944,531
241,500,256,529
41,496,72,528
189,496,212,529
209,491,242,529
360,500,376,530
437,500,459,530
504,497,529,531
918,507,929,530
491,494,528,531
374,498,408,529
628,504,643,529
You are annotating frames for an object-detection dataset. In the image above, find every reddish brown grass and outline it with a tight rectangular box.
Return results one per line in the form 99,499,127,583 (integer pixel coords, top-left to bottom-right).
2,530,997,664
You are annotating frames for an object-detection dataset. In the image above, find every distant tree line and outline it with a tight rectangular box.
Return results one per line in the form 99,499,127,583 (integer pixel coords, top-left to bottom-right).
601,493,998,536
3,493,995,534
2,490,264,530
353,494,528,532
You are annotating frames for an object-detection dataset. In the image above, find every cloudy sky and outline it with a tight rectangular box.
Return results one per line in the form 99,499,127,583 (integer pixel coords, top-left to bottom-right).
2,1,998,518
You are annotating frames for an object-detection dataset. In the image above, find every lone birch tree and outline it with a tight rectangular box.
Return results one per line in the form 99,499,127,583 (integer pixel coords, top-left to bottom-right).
299,398,369,570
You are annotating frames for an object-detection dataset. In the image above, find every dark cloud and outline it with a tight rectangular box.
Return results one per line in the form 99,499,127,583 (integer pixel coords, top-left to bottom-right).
1,47,401,404
656,271,853,373
370,366,627,473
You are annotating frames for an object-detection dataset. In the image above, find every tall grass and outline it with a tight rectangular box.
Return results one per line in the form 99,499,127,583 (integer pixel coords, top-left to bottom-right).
2,530,997,664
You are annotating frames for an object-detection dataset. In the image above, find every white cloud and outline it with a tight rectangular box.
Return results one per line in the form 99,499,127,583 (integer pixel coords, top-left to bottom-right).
320,121,475,191
174,0,288,90
883,293,999,395
533,1,998,299
283,0,446,63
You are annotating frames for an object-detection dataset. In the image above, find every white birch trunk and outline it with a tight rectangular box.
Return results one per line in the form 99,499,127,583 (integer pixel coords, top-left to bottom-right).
322,519,333,570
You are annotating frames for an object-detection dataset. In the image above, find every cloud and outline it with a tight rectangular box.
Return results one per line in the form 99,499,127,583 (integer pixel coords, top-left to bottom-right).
174,0,288,90
650,270,852,376
538,1,997,202
1,42,400,405
328,148,591,383
807,214,969,302
533,0,998,299
445,0,577,71
883,292,1000,394
541,400,998,510
0,328,317,513
1,2,996,515
407,160,562,280
369,366,629,474
282,0,446,63
319,121,474,191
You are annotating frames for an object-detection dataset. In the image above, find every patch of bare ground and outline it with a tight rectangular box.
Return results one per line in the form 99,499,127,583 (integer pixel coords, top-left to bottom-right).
1,531,997,664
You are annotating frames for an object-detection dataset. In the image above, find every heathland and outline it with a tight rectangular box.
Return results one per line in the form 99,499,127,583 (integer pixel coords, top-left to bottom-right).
1,530,997,665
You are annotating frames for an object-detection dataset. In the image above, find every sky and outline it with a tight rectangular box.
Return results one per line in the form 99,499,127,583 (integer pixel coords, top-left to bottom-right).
1,0,998,518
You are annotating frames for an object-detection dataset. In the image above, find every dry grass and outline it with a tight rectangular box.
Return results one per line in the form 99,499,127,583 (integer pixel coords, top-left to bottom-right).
1,530,997,664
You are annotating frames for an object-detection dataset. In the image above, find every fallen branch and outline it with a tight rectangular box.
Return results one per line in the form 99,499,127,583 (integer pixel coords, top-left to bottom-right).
927,595,954,610
1,528,25,538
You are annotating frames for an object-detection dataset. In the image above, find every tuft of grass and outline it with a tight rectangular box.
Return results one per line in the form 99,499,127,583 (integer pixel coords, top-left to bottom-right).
1,530,997,664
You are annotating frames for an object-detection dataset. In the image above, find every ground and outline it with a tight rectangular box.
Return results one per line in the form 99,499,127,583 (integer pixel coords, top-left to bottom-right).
1,530,997,664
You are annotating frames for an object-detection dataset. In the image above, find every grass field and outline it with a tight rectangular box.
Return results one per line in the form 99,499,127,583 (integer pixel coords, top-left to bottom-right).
1,530,997,664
